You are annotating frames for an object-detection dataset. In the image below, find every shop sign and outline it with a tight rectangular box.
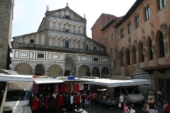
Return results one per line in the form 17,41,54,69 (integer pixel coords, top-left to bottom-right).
134,69,149,79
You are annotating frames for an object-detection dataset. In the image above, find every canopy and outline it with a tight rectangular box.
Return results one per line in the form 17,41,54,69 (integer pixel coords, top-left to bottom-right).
34,78,64,84
79,78,151,87
0,74,33,82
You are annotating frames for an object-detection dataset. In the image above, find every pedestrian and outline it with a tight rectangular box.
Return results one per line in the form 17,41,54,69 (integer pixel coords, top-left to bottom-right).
142,103,148,113
148,92,155,102
123,102,129,113
163,100,169,113
75,92,81,111
118,93,124,110
129,104,136,113
91,92,97,106
147,97,156,113
81,92,85,109
83,91,88,106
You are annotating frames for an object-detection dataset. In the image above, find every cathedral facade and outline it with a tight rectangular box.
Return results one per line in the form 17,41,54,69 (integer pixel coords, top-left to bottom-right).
11,5,110,78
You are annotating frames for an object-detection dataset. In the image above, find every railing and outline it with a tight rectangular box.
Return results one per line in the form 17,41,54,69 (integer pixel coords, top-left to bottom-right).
12,42,105,54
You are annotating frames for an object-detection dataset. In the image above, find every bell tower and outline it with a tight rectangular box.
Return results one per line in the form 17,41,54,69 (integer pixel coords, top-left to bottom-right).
0,0,14,72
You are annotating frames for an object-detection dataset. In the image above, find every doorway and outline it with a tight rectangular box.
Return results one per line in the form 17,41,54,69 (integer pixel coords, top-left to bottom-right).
64,71,70,76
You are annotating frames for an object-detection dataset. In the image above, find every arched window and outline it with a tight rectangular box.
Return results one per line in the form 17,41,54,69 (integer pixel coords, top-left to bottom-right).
120,51,124,66
132,46,136,64
149,38,153,60
138,41,144,62
159,33,165,58
126,49,130,65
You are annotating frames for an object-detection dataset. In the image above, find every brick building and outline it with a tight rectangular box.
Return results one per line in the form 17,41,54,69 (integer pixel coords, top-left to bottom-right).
0,0,13,72
92,0,170,96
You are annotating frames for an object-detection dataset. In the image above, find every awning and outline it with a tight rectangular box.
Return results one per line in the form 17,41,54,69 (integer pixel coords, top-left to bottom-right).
79,78,151,87
34,78,64,84
0,74,33,82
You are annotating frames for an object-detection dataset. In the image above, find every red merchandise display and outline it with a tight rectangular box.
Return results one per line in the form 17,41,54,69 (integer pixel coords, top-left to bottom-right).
61,84,66,92
75,94,81,104
58,95,64,107
74,84,79,91
32,98,39,110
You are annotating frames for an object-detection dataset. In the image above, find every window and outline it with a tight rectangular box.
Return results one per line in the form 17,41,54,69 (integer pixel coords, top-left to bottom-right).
110,48,112,54
121,29,124,38
145,5,150,20
159,0,166,9
94,58,99,61
128,23,132,34
37,54,44,58
135,16,140,28
94,46,96,50
65,15,70,19
86,44,88,50
65,41,69,48
113,60,116,68
111,34,114,39
64,29,69,33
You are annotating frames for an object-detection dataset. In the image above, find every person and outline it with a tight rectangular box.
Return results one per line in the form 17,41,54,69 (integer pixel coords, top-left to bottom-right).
156,90,162,99
147,97,156,113
91,92,97,106
83,91,88,105
81,92,85,109
148,92,155,102
75,92,81,111
142,103,148,113
123,102,129,113
163,100,169,113
119,93,124,110
130,104,136,113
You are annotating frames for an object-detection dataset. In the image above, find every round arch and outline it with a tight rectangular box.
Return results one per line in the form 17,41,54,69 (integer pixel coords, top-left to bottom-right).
101,67,109,78
35,64,45,76
125,48,130,65
14,63,32,75
138,41,144,63
78,65,90,77
132,45,136,64
65,57,75,76
48,64,62,77
119,50,124,66
92,66,99,77
155,30,165,58
146,36,153,60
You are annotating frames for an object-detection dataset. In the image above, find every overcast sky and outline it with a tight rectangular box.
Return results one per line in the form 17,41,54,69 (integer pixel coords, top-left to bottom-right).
12,0,136,38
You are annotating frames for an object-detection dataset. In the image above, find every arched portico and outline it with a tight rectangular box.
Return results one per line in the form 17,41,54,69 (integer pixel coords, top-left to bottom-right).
48,64,62,77
78,65,90,77
34,64,45,76
101,67,109,78
65,57,75,76
14,63,32,75
92,66,99,77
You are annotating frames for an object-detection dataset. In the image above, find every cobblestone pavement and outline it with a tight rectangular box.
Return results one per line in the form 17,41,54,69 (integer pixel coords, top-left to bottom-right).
68,105,143,113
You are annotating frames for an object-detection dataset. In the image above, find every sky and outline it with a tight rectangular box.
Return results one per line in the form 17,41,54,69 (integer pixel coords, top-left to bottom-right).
12,0,136,38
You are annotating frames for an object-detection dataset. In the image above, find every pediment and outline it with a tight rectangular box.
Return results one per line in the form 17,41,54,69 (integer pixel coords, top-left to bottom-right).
46,6,85,22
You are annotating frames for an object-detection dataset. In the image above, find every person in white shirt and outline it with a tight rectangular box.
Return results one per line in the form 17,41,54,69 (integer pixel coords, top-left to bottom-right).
130,104,136,113
119,93,124,109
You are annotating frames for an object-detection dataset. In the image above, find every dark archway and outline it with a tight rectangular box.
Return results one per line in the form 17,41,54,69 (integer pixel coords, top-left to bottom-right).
132,45,136,64
92,67,99,77
101,67,109,78
35,64,45,75
138,41,144,63
147,36,153,60
119,51,124,66
125,48,130,65
155,31,165,58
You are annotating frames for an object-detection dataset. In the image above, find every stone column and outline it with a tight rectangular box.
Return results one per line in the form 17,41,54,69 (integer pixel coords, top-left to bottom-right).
32,69,35,75
76,70,79,77
99,68,102,78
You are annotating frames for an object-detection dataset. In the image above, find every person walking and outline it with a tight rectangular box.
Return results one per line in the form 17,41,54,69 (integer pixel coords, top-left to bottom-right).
147,97,156,113
129,104,136,113
119,93,124,110
75,92,81,111
163,100,169,113
91,92,97,106
123,102,129,113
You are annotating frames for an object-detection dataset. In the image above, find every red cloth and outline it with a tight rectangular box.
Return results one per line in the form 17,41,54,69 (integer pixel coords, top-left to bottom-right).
76,95,81,104
58,96,64,107
61,84,66,92
74,84,79,91
67,84,71,92
45,98,49,109
32,99,39,110
167,106,170,112
83,93,88,99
